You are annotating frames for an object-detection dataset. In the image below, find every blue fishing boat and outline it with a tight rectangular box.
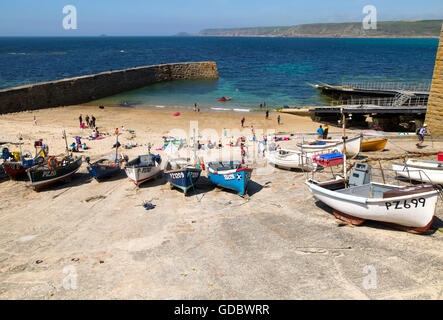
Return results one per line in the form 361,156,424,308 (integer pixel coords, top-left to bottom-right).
164,158,202,195
86,136,123,181
86,156,122,181
207,160,253,196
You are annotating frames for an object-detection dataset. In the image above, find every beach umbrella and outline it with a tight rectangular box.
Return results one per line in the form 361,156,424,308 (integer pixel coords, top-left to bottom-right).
164,141,179,155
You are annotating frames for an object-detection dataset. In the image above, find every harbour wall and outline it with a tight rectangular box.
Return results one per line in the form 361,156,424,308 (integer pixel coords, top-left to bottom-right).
425,25,443,135
0,61,219,114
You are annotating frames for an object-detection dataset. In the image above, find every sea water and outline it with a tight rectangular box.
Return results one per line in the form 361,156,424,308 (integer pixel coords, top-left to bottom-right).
0,36,438,109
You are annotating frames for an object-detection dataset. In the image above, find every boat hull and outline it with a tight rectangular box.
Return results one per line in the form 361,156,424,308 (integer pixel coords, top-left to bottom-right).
3,162,27,179
87,161,121,181
125,165,161,186
307,181,438,228
3,157,45,180
27,157,83,190
361,138,388,152
392,160,443,185
164,168,201,194
265,149,315,170
208,167,253,196
298,135,362,157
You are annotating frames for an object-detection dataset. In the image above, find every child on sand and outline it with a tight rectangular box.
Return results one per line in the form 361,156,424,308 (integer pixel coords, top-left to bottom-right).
416,124,430,147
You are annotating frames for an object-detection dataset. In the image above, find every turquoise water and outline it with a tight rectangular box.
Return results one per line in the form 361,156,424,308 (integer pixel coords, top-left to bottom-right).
0,36,438,108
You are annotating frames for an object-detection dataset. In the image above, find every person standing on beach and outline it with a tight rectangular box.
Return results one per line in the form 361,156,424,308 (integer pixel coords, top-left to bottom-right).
33,115,37,126
241,117,245,128
85,115,90,127
265,110,269,119
79,114,82,126
317,125,324,139
323,124,329,139
91,115,96,128
277,115,281,125
115,128,119,136
416,124,430,147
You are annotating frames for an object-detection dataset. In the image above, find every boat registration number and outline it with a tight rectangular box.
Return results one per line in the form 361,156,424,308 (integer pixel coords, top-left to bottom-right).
224,174,235,180
170,172,185,179
385,198,426,210
42,170,56,177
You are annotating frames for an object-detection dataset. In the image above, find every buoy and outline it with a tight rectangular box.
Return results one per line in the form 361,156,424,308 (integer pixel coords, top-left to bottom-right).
48,156,58,168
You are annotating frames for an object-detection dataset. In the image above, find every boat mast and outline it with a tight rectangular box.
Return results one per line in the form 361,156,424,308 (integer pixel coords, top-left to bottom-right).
63,129,69,153
18,133,23,154
193,128,197,161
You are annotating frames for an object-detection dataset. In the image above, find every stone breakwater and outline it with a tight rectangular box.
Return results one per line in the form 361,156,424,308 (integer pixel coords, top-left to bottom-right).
0,61,219,114
425,25,443,135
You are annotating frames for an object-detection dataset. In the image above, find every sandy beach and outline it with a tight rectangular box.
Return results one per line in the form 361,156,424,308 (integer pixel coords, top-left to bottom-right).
0,105,442,299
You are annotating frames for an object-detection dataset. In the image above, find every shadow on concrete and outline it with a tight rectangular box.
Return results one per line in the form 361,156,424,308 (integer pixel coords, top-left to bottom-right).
138,173,167,189
247,180,263,197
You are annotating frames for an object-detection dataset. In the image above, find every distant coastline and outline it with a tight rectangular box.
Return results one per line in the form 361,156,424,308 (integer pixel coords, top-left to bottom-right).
187,34,439,39
178,19,443,39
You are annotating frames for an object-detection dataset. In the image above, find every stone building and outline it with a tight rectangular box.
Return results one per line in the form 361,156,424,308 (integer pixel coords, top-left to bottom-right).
425,24,443,135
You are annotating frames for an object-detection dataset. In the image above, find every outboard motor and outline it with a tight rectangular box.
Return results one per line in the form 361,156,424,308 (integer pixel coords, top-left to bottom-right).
348,162,371,187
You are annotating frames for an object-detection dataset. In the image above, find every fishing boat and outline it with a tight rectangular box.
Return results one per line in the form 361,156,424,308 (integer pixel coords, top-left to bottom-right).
361,137,388,152
392,159,443,185
86,135,123,181
296,134,362,157
124,152,162,186
164,158,202,195
265,148,317,170
0,163,7,180
218,97,232,102
207,160,252,196
306,163,440,232
27,155,83,191
86,156,122,181
1,144,46,180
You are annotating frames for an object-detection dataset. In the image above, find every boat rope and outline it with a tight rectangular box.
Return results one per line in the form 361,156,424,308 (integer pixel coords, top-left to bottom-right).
187,170,203,202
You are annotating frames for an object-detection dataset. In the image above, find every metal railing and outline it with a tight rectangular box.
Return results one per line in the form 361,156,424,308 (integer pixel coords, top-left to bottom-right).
330,96,428,107
341,81,431,92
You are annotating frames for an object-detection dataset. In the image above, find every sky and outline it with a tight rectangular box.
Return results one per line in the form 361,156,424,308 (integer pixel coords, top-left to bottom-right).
0,0,442,36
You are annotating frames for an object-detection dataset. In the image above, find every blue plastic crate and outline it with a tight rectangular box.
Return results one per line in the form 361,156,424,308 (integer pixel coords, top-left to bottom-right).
319,153,343,160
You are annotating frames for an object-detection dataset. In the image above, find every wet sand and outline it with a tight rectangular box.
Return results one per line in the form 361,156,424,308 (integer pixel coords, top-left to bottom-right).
0,105,442,299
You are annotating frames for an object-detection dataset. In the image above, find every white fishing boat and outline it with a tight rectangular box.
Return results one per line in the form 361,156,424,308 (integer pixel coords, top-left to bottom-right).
306,163,440,232
124,153,162,186
297,135,362,157
392,159,443,185
265,149,317,170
